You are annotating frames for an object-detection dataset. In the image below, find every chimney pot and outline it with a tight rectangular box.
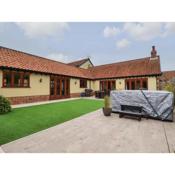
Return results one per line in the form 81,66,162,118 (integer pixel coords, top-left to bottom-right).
151,45,157,58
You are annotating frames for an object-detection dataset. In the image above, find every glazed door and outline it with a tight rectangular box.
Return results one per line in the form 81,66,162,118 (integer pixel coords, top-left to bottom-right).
50,76,70,100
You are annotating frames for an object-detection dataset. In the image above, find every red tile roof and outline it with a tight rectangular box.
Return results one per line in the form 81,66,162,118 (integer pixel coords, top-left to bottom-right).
0,46,161,79
89,57,161,79
0,46,89,79
161,71,175,81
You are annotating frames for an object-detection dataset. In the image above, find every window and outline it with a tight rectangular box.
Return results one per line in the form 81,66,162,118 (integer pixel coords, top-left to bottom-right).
62,79,65,95
80,79,87,88
126,81,130,90
142,79,148,90
3,71,11,87
56,79,60,95
50,78,55,95
112,81,116,90
23,73,30,87
3,70,30,88
100,80,115,91
125,78,148,90
14,72,21,87
131,80,135,90
136,80,141,89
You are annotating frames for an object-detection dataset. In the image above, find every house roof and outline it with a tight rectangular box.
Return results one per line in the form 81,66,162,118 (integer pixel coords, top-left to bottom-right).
161,71,175,81
68,58,93,67
0,46,161,80
0,46,89,79
88,57,161,79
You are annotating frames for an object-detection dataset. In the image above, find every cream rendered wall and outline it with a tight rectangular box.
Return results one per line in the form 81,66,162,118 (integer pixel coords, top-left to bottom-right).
116,79,125,90
91,80,100,91
0,70,50,97
79,60,93,69
148,77,157,90
70,78,91,93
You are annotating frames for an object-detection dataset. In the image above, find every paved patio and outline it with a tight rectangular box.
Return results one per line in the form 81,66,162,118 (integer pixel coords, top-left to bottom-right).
0,147,4,153
1,109,175,153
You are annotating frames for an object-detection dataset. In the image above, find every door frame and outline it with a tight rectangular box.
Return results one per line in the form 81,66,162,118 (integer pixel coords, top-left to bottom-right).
50,75,70,100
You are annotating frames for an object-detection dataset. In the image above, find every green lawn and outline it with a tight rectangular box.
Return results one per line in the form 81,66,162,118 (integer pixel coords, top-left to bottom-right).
0,99,103,145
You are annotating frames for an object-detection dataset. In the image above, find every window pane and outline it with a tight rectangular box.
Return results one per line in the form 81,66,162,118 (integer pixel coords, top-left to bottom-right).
108,81,111,90
136,80,140,90
23,73,29,87
131,81,135,90
50,78,55,95
142,80,148,90
3,72,11,87
66,79,69,95
57,79,60,95
62,79,65,95
104,81,107,91
112,81,115,90
126,81,130,90
14,72,21,87
80,79,87,88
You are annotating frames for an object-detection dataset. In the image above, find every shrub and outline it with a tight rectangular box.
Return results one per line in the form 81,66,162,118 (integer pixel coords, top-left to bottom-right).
164,83,175,104
104,95,111,108
0,96,12,114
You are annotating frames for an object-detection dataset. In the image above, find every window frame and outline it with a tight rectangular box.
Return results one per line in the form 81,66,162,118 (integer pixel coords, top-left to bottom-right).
80,79,87,88
125,78,148,90
100,80,116,91
2,70,30,88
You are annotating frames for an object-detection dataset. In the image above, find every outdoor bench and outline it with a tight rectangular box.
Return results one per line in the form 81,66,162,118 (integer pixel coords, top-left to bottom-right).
119,104,143,121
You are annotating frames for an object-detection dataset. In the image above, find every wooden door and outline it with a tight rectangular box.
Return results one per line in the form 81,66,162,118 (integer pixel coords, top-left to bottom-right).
50,76,70,100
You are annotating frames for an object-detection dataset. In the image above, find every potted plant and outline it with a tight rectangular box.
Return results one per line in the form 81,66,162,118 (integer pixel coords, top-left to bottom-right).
103,95,112,116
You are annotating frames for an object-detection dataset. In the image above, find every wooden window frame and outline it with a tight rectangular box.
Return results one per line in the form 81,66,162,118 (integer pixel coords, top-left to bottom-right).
100,80,116,91
80,79,87,88
2,70,30,88
125,78,148,90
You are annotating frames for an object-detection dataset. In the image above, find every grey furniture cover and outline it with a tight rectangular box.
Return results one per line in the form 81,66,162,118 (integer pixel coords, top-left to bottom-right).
111,90,174,121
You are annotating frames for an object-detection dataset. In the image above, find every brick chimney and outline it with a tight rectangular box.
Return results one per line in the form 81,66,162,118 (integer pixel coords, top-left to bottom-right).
151,46,157,58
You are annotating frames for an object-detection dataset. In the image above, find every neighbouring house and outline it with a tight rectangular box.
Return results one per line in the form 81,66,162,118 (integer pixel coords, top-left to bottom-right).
0,45,162,104
159,70,175,89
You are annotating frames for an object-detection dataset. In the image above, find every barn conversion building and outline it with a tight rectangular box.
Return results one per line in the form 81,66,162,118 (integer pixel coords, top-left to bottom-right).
0,46,162,104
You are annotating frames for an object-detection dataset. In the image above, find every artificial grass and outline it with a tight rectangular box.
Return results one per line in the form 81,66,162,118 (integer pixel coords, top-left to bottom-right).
0,99,103,145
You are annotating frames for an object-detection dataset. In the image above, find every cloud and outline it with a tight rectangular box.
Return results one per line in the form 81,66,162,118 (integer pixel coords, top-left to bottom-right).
103,26,120,38
16,22,69,38
123,22,164,41
164,22,175,36
46,53,69,63
116,38,130,48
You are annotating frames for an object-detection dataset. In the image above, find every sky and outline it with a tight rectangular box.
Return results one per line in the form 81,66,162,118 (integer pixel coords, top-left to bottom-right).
0,22,175,71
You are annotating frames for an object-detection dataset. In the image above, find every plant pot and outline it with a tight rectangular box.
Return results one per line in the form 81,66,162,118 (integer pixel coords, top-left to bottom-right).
103,107,112,116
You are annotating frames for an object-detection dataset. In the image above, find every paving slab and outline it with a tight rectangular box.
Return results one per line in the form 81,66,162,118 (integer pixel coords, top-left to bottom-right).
0,147,4,153
1,110,174,153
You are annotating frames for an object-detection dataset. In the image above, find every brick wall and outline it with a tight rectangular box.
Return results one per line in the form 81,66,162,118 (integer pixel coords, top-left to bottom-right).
7,95,50,105
70,93,81,98
7,93,82,105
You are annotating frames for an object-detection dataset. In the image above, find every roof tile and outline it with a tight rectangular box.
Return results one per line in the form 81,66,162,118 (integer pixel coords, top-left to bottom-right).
0,46,161,79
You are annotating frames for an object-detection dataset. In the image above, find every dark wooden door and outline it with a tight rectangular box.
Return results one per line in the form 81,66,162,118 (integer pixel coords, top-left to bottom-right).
50,76,70,100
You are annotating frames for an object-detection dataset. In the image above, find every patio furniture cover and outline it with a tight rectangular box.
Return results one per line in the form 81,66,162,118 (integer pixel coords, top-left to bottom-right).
111,90,174,121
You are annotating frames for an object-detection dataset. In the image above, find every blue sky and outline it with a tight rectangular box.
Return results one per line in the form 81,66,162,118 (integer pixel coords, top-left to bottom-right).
0,22,175,71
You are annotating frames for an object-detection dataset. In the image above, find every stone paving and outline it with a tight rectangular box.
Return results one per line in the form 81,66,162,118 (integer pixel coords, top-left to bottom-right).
0,147,4,153
1,109,175,153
